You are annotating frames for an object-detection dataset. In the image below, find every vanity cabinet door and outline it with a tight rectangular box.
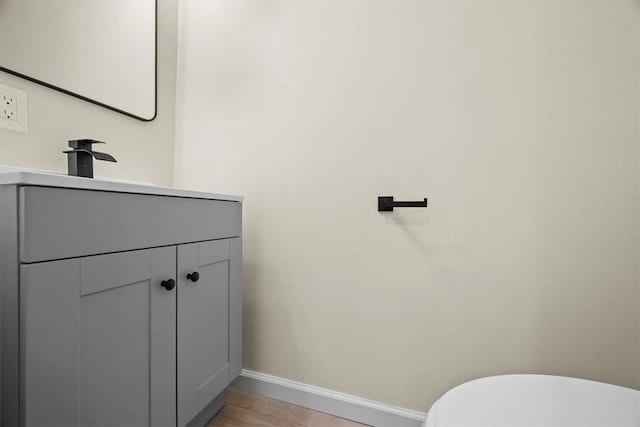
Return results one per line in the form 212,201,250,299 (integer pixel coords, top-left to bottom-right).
177,238,242,427
21,247,177,427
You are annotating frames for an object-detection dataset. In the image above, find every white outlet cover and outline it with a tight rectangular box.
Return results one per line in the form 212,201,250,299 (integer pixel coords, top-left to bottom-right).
1,93,17,120
0,84,28,133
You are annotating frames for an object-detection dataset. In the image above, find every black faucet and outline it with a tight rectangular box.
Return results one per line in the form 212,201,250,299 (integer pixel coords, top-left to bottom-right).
63,139,117,178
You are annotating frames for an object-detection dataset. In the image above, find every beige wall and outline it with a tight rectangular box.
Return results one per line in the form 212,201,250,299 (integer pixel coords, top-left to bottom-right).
0,0,178,186
175,0,640,410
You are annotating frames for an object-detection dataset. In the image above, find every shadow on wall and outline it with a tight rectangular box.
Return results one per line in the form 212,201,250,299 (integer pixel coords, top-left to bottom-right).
382,210,432,256
242,259,313,379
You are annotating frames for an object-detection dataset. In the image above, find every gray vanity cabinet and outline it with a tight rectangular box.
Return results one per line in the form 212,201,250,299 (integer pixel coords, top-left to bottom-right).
21,247,177,427
0,180,243,427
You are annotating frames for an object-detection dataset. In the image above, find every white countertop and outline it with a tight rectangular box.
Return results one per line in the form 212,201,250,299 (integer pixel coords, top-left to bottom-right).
0,167,243,202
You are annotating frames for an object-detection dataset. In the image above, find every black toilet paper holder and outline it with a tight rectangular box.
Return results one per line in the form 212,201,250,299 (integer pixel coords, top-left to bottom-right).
378,196,428,212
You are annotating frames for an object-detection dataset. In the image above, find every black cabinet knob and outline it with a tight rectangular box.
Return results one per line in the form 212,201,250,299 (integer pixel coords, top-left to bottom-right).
186,271,200,283
160,278,176,291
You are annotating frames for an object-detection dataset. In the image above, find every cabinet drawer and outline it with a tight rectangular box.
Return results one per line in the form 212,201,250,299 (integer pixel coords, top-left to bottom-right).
19,186,242,263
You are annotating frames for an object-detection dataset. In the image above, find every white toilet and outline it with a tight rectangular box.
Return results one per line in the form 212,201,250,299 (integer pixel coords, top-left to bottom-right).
424,374,640,427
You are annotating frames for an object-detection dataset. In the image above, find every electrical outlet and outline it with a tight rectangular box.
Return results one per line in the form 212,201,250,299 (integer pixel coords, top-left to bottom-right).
0,84,28,133
1,93,18,121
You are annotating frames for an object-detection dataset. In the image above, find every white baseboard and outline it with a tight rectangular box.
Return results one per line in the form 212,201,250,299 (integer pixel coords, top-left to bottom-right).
231,369,427,427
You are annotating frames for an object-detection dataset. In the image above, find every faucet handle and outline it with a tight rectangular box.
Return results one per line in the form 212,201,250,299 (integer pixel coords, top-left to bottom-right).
68,139,107,150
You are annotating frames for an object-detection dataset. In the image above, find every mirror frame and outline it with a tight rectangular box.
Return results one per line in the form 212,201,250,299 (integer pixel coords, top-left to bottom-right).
0,0,157,122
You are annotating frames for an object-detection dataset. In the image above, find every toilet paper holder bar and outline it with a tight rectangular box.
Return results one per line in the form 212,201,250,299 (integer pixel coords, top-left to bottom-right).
378,196,428,212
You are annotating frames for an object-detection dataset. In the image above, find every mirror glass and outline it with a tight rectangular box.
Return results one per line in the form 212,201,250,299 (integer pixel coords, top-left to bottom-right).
0,0,156,121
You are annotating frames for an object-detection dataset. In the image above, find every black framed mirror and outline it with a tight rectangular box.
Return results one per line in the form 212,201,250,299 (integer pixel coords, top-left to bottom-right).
0,0,157,121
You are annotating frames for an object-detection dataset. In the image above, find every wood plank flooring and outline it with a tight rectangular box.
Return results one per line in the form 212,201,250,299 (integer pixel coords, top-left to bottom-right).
207,388,369,427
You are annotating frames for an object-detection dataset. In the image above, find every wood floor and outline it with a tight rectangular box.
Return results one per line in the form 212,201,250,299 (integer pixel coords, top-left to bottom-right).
207,388,369,427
